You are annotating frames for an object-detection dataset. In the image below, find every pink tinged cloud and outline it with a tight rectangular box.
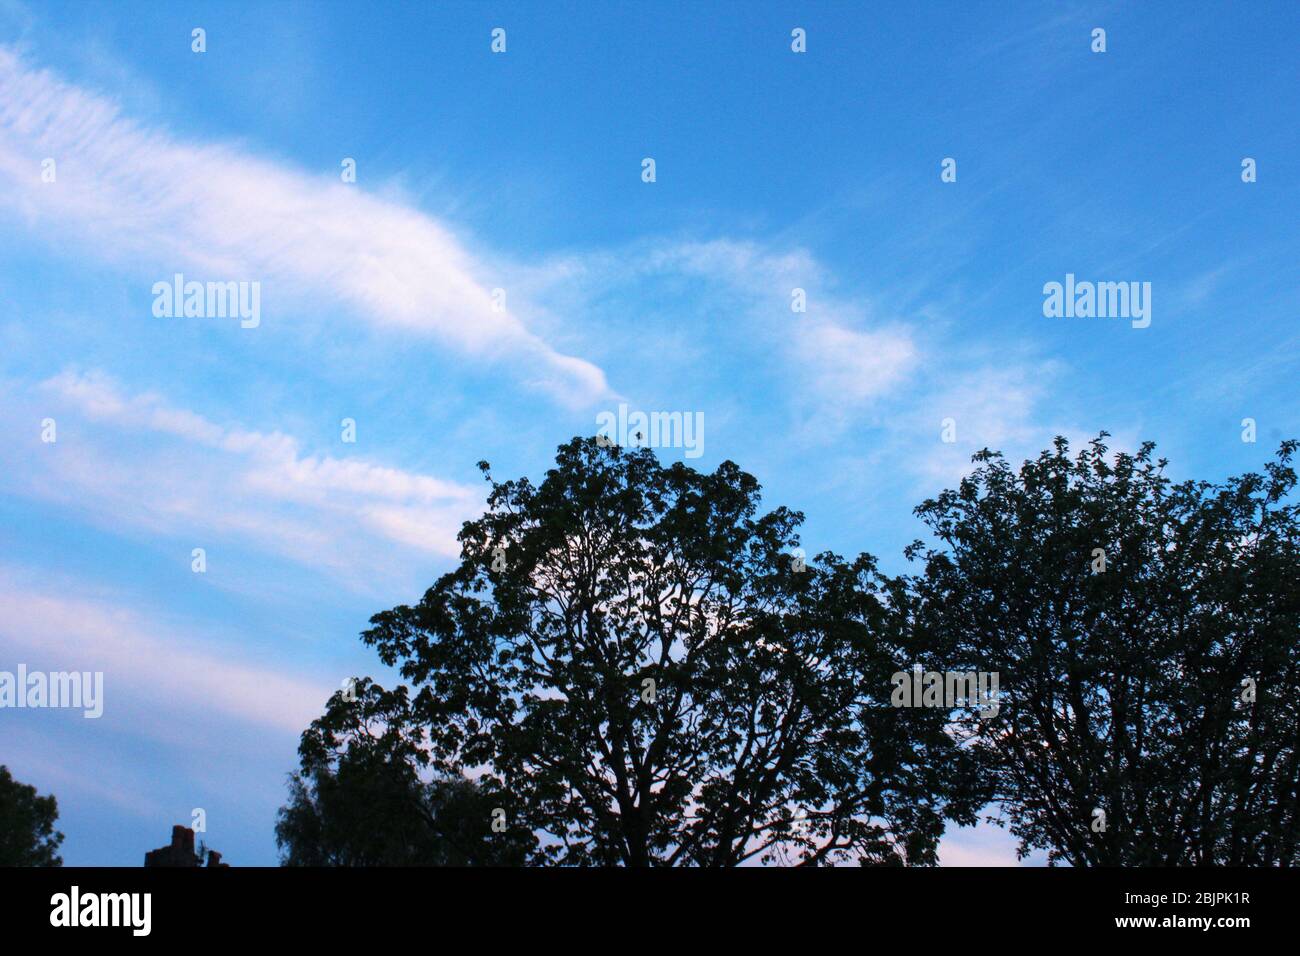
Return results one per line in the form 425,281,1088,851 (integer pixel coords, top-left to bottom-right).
0,566,328,734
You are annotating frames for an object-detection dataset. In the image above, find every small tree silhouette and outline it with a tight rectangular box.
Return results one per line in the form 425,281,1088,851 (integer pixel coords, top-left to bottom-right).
0,765,64,866
278,679,529,866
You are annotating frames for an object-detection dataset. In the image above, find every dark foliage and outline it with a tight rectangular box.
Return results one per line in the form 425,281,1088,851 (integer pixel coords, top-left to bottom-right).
278,679,529,866
348,438,983,865
0,765,63,867
906,435,1300,865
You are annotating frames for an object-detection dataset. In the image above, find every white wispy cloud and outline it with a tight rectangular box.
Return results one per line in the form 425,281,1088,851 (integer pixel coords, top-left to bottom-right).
1,370,481,584
794,320,917,404
0,46,608,405
649,240,920,404
518,237,921,410
519,236,1114,495
0,563,328,734
910,363,1055,483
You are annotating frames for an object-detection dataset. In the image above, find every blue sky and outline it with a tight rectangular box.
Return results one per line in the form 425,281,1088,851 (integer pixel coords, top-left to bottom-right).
0,0,1296,866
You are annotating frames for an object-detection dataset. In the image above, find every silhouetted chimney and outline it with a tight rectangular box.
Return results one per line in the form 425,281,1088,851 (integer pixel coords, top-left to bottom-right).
144,824,229,867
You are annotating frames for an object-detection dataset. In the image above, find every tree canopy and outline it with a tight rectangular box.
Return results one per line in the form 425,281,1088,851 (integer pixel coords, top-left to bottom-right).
283,432,1299,866
906,435,1300,865
277,678,529,866
0,765,64,867
299,437,984,866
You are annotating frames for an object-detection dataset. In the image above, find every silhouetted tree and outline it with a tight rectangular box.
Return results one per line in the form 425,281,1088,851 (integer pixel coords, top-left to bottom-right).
0,765,64,866
906,435,1300,865
337,437,983,866
278,679,529,865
